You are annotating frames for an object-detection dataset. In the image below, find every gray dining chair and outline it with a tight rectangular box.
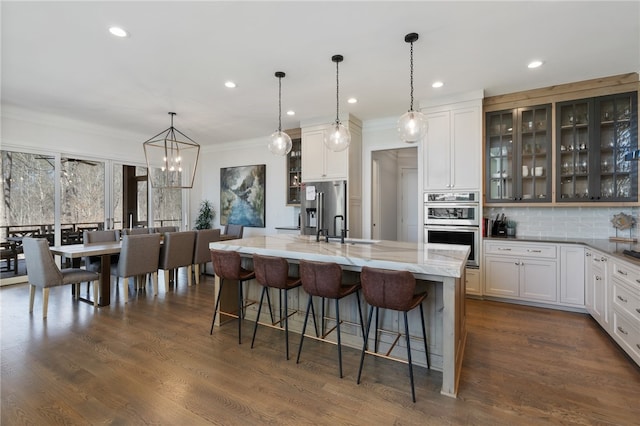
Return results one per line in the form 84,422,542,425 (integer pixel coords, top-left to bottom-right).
23,237,100,318
192,228,221,284
158,231,197,291
152,226,178,234
224,224,244,239
122,228,150,236
83,229,120,272
111,233,162,303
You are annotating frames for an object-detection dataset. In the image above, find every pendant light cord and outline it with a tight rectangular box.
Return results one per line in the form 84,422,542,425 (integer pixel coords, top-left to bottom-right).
335,59,340,124
278,75,283,132
409,40,414,112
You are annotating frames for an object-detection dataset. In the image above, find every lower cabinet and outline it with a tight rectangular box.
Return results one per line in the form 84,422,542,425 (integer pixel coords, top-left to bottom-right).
585,249,609,329
484,240,558,303
610,259,640,365
465,267,481,296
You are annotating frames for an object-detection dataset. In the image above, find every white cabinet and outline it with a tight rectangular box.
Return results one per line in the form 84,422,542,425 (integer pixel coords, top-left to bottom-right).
610,259,640,365
301,127,348,182
483,240,558,302
465,267,481,296
424,99,482,191
559,245,585,306
585,250,609,329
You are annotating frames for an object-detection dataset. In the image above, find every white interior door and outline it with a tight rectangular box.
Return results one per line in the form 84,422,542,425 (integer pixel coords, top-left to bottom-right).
400,167,418,242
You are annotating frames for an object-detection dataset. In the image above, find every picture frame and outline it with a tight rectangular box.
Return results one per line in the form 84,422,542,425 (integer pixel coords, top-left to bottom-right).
220,164,266,228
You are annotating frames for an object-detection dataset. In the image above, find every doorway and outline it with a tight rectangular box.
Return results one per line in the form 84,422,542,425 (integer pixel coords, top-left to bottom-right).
371,147,418,242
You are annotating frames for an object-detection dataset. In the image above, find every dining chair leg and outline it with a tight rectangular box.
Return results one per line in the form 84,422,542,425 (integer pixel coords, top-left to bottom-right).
194,264,201,285
164,270,170,293
187,265,193,286
42,288,50,318
74,283,80,299
29,284,36,313
151,272,159,296
123,277,129,304
92,280,99,307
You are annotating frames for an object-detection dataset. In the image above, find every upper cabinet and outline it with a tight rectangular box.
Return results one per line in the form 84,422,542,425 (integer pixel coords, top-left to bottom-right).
486,104,552,203
557,92,638,202
424,98,482,191
285,129,302,206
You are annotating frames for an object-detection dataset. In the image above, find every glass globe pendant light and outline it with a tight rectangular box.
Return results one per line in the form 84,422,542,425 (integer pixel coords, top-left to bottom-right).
325,54,351,152
267,71,292,156
398,33,428,143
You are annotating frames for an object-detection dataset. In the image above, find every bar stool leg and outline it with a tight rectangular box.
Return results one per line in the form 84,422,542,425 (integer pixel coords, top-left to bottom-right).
265,288,274,324
210,279,225,334
251,286,268,349
296,295,314,364
420,303,430,368
357,305,375,384
284,291,290,360
238,279,243,344
335,298,343,378
374,307,380,353
404,311,416,403
355,290,365,340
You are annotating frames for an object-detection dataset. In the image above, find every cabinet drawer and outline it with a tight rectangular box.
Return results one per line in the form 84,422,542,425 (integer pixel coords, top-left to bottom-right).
611,260,640,291
484,241,556,258
612,279,640,322
612,311,640,364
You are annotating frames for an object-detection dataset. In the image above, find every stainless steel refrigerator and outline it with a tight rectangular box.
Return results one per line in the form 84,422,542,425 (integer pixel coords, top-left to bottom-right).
300,180,347,237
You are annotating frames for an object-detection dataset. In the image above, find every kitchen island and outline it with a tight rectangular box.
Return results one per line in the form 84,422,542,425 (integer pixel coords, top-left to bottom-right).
210,234,469,397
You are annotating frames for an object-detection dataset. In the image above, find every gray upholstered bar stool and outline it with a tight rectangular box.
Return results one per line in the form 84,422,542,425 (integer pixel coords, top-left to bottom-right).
356,266,430,403
250,254,301,359
210,249,255,344
296,259,364,378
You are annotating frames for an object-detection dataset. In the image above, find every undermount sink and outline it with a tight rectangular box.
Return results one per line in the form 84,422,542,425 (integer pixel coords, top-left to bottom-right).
326,237,379,245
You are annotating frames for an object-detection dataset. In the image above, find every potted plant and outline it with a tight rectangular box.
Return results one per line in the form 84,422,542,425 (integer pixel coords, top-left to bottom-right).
194,200,216,230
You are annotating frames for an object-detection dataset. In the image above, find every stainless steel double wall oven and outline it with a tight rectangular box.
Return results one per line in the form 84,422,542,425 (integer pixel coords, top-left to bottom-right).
424,192,480,267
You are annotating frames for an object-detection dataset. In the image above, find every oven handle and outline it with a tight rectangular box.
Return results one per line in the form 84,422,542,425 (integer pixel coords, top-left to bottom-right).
425,203,479,208
425,225,480,232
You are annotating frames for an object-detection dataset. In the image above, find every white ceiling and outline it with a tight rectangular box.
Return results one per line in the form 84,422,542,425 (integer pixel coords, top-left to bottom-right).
2,1,639,147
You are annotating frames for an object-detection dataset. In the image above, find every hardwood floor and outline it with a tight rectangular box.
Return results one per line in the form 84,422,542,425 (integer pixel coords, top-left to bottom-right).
2,274,639,425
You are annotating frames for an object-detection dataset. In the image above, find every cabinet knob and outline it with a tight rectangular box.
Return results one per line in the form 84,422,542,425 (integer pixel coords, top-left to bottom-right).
586,253,592,257
596,276,601,280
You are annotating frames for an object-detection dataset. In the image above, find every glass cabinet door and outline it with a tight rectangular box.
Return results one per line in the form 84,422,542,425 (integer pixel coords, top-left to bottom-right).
519,105,551,202
286,137,302,205
557,100,592,201
486,111,514,202
595,92,637,201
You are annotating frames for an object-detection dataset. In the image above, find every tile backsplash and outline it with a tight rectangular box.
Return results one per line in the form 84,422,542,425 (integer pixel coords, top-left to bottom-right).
485,206,640,240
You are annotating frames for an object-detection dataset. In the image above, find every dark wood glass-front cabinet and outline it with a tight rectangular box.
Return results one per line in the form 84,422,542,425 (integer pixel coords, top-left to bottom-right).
557,92,637,202
486,104,552,203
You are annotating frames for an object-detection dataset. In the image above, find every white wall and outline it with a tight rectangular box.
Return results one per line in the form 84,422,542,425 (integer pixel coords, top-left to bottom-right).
193,139,300,237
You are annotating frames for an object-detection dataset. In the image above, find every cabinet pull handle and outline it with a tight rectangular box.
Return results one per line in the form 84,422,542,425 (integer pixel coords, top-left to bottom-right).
637,344,640,350
617,326,628,335
527,249,542,253
617,295,628,303
498,248,512,251
617,269,628,276
636,308,640,314
636,279,640,284
594,258,601,262
514,262,520,266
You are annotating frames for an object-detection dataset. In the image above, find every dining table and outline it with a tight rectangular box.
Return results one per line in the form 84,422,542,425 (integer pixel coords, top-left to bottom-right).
49,241,121,306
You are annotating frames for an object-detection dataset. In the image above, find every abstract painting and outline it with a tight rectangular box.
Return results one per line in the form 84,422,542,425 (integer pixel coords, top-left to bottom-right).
220,164,266,227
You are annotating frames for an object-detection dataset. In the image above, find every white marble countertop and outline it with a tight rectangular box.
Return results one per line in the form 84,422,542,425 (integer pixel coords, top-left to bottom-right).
210,234,470,279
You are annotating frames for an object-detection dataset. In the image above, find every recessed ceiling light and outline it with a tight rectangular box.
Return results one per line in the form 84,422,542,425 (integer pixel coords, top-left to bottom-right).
224,81,236,88
286,110,295,116
347,97,358,104
432,81,444,88
528,60,543,69
108,26,128,37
